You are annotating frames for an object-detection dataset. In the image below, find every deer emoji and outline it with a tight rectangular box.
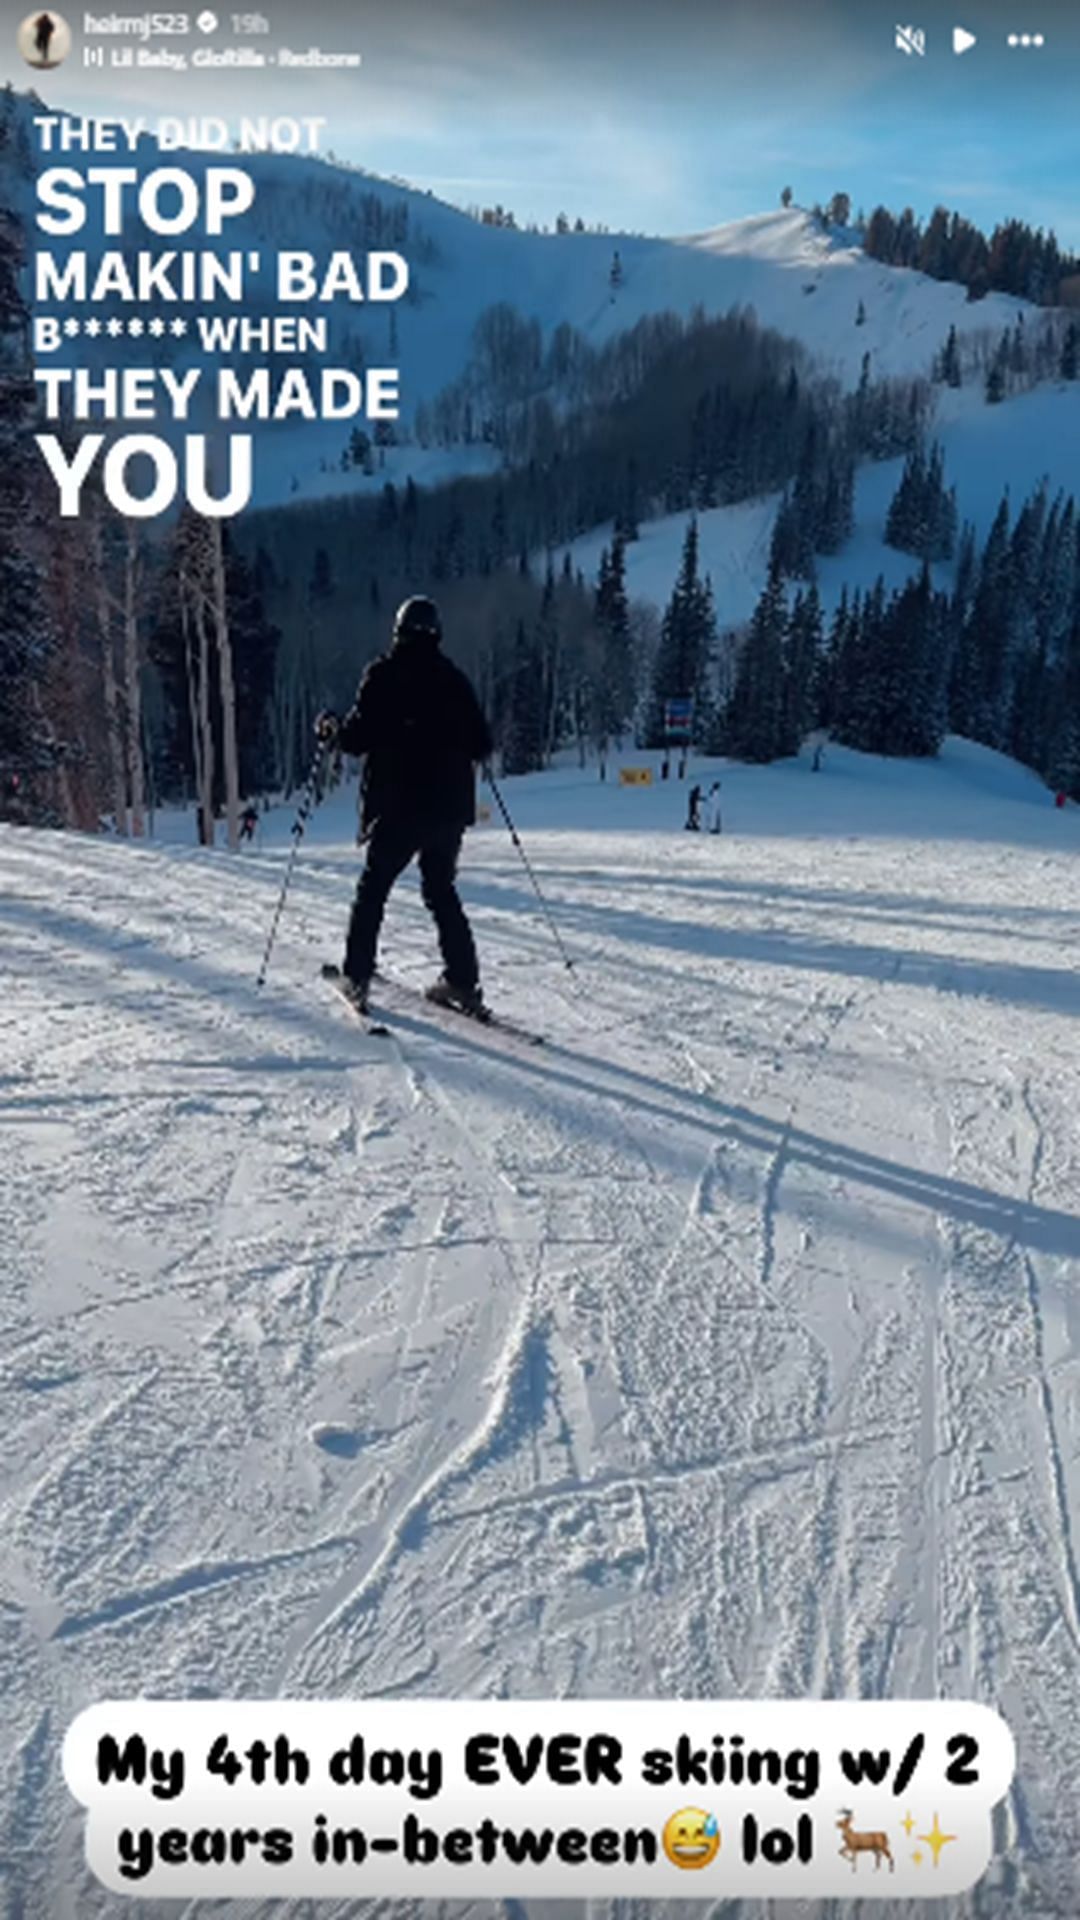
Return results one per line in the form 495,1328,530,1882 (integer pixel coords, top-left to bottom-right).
836,1809,894,1872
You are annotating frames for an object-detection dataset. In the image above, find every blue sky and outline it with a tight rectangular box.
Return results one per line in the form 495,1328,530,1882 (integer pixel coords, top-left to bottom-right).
6,0,1080,244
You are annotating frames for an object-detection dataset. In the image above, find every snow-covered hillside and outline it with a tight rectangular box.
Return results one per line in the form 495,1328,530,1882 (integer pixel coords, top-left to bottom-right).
248,200,1031,507
3,741,1079,1917
566,380,1080,632
5,90,1037,511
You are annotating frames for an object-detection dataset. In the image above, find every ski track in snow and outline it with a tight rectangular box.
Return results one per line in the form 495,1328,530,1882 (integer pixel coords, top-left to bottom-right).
2,749,1080,1919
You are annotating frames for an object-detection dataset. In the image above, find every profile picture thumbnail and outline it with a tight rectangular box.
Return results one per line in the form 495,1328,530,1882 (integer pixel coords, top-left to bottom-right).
17,10,72,69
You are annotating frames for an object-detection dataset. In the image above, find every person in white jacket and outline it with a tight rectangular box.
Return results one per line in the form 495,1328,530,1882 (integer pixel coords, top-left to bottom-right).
705,781,722,834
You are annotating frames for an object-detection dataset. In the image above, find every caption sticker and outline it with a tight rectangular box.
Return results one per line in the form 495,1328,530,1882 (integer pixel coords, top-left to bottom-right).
64,1699,1015,1898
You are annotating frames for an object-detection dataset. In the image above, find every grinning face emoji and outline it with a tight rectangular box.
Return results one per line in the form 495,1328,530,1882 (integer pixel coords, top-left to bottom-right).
662,1806,721,1869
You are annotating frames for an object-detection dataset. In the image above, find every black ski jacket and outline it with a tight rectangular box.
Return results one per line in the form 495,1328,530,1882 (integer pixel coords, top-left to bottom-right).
337,635,493,836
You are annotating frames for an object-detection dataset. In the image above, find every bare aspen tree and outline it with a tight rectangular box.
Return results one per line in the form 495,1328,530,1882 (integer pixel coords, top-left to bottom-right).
192,580,215,848
175,513,241,847
122,520,146,837
93,513,129,835
176,512,218,847
210,518,241,850
179,569,208,842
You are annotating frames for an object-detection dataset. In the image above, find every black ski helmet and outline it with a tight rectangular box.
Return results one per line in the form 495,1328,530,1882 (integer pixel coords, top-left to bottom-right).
393,595,442,645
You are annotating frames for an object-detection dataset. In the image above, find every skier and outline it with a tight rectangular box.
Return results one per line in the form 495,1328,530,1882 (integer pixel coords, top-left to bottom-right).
32,12,55,61
705,781,722,834
315,595,493,1015
239,803,258,843
685,783,702,830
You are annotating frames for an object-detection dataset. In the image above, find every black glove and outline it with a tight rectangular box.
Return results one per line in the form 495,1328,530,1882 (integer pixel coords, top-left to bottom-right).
314,710,340,745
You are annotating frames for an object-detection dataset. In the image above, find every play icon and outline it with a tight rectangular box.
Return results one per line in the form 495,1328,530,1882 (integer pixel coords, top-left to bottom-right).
953,24,977,52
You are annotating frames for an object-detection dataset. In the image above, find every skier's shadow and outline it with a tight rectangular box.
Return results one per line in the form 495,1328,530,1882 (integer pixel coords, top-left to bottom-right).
401,1013,1080,1264
462,876,1080,1021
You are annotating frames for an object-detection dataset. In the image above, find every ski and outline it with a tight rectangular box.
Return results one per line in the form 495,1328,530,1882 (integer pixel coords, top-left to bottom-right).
376,970,545,1047
320,963,390,1036
321,963,544,1047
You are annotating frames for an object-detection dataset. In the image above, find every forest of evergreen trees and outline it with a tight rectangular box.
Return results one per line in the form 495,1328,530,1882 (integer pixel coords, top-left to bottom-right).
721,476,1080,794
861,202,1080,307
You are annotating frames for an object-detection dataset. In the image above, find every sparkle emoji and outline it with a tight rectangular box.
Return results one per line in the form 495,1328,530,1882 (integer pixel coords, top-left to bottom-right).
662,1807,721,1869
917,1813,957,1867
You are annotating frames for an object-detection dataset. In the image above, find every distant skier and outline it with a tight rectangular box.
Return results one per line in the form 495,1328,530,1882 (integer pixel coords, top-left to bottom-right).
705,781,722,834
239,803,258,843
811,742,825,772
315,596,493,1015
685,783,702,830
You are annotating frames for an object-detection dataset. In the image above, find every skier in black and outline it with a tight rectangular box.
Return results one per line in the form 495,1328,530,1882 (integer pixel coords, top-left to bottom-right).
239,803,258,843
32,12,55,61
316,596,493,1014
685,783,702,830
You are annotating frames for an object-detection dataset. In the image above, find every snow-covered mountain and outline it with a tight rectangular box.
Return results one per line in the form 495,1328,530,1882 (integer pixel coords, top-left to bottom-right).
4,90,1040,513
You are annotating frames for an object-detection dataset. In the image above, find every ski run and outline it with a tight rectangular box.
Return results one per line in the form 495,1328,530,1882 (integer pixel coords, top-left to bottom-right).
2,741,1079,1917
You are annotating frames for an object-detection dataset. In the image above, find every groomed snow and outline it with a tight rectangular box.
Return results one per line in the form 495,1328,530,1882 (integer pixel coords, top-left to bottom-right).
3,740,1079,1916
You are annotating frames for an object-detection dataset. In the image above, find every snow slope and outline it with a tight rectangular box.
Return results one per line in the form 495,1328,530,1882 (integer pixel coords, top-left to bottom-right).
5,91,1036,509
3,741,1080,1917
565,381,1080,631
247,202,1032,507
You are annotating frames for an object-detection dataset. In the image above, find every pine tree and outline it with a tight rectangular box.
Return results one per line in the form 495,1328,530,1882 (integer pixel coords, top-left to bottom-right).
832,570,946,758
813,588,849,732
961,497,1012,743
376,483,398,532
536,562,563,765
938,323,962,388
789,424,822,576
925,444,957,560
885,448,923,552
985,337,1008,404
885,443,955,561
769,491,801,578
643,518,716,746
724,561,790,762
1046,714,1080,798
831,581,884,749
783,582,823,748
818,453,855,554
593,534,633,758
501,618,545,774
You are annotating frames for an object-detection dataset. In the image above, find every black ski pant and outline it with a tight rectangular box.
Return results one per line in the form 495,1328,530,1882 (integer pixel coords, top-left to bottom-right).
344,818,479,989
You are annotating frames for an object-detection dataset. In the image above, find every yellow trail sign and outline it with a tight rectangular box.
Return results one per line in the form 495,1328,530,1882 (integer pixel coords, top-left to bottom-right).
619,767,653,787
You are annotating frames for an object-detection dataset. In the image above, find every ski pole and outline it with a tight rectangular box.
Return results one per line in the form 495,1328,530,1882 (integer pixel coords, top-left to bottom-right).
256,736,328,988
484,767,578,982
